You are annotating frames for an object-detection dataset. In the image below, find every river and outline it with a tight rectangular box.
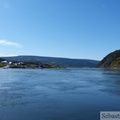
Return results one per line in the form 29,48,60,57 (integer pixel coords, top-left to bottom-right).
0,68,120,120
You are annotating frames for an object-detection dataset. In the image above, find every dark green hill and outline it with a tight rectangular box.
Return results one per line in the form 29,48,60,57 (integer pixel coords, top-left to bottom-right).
1,56,99,67
98,50,120,68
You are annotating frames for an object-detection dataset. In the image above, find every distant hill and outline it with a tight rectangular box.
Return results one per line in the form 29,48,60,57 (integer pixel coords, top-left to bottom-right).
0,58,5,62
1,56,99,67
98,50,120,68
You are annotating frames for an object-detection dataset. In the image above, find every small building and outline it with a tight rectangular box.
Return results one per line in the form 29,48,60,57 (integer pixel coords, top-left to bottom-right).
1,61,8,64
9,62,12,65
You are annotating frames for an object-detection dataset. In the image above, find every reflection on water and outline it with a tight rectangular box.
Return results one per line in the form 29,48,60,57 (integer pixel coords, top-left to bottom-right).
0,68,120,120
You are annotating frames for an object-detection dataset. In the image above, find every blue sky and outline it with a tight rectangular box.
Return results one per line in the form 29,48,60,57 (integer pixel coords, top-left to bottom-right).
0,0,120,60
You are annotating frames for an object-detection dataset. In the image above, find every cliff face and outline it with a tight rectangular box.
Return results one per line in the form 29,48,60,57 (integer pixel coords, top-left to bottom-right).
98,50,120,68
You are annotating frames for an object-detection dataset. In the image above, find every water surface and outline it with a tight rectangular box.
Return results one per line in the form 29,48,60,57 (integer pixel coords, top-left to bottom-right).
0,68,120,120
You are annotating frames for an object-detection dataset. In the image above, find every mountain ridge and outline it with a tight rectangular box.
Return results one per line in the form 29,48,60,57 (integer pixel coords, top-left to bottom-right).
1,55,99,67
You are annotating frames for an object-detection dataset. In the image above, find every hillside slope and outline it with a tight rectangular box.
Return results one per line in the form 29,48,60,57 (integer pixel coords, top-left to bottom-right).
2,56,99,67
98,50,120,68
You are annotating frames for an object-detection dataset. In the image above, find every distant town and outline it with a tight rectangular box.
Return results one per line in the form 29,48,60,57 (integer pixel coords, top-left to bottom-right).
0,58,65,69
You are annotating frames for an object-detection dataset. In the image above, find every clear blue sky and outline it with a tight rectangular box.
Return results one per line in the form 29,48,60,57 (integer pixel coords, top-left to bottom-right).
0,0,120,60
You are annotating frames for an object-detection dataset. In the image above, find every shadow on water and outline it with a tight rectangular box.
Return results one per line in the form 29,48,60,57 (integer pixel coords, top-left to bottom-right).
98,69,120,96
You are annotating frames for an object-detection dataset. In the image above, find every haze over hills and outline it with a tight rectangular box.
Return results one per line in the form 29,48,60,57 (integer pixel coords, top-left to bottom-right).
98,50,120,69
1,56,99,67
